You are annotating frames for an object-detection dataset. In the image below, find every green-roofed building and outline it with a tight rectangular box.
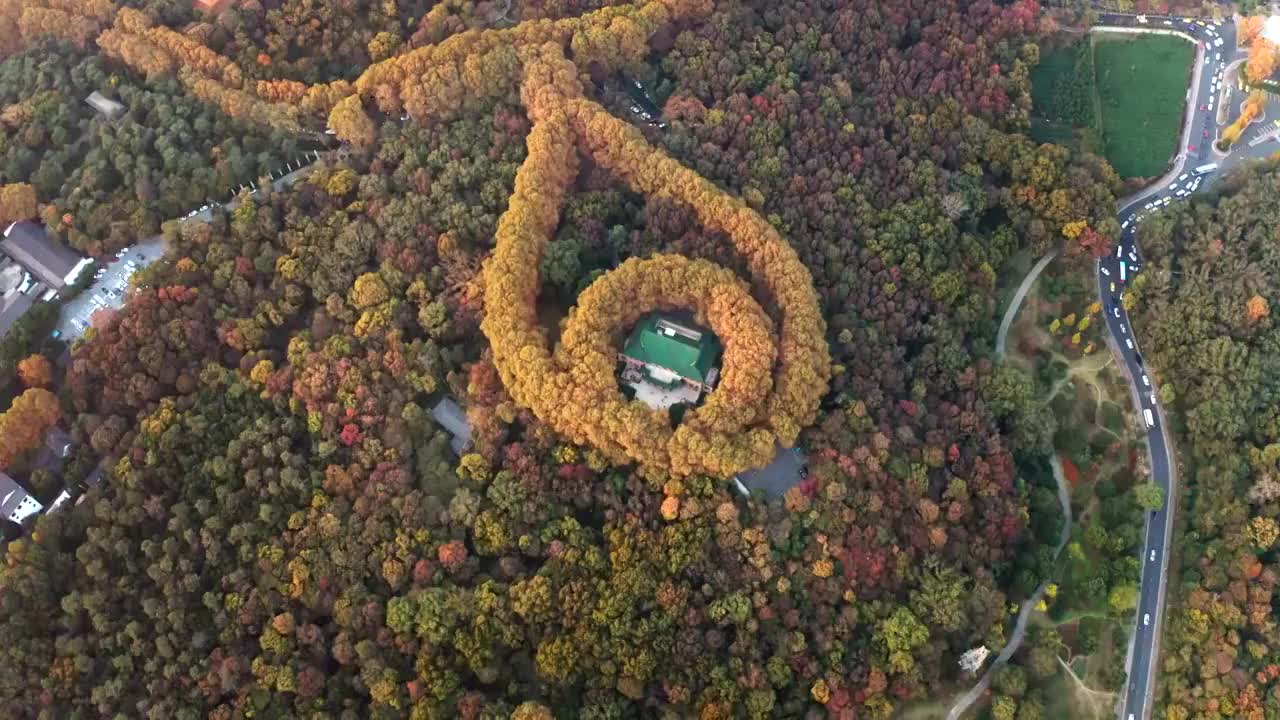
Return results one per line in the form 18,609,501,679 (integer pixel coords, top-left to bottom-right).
620,313,721,409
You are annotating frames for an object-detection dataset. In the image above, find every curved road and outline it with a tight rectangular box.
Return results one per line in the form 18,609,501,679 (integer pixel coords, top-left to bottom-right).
995,250,1059,359
953,12,1270,720
1092,11,1273,720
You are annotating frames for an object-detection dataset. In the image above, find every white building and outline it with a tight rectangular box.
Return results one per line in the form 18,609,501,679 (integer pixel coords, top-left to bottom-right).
0,472,43,524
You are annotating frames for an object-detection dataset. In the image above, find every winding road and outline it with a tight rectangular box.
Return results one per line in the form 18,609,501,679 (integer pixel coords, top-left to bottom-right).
950,11,1274,720
1091,12,1268,720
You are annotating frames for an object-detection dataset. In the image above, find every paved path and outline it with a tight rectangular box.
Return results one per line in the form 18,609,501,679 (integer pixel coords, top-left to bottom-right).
1089,13,1243,720
54,154,325,342
995,250,1059,359
947,456,1071,720
949,244,1072,720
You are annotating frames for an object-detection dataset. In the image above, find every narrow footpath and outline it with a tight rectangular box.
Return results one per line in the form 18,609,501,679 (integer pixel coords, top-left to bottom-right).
948,251,1073,720
946,457,1071,720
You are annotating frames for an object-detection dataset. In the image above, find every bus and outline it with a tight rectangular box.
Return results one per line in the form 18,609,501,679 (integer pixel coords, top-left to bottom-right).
1120,261,1127,282
1194,163,1218,175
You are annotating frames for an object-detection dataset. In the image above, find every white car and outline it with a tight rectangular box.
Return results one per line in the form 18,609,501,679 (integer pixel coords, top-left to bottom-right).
1150,392,1157,404
1215,37,1224,47
1150,549,1156,562
1215,53,1221,61
1114,307,1121,318
1143,613,1151,626
1101,266,1111,276
1120,323,1127,334
1168,181,1179,190
1142,375,1150,387
1126,338,1134,349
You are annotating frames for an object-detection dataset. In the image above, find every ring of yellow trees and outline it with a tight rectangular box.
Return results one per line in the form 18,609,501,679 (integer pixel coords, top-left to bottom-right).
480,45,830,478
49,0,832,479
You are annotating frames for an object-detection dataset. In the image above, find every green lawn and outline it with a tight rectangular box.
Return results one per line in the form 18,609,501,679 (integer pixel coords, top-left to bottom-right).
1029,34,1193,179
1092,35,1194,178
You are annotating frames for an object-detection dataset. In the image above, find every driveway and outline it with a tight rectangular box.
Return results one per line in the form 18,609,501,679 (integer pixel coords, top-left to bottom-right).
52,152,324,342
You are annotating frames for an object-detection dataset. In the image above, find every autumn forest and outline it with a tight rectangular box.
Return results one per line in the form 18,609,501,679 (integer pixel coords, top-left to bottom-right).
0,0,1206,718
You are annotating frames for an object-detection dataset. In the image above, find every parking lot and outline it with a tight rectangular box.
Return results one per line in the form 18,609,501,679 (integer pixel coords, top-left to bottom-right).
50,154,322,343
54,238,165,341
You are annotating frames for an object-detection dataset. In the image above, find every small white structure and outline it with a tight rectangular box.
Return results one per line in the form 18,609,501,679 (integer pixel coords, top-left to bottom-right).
431,397,471,455
959,646,990,675
46,489,72,514
85,91,125,120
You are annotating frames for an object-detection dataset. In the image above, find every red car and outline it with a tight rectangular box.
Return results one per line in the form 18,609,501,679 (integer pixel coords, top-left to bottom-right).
1203,129,1210,138
1200,103,1207,111
1188,143,1196,152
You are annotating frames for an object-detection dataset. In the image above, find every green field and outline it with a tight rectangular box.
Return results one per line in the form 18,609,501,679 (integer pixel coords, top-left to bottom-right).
1030,34,1193,179
1093,35,1194,178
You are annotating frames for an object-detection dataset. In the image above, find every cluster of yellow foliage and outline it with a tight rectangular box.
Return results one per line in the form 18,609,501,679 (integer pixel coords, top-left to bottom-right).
0,183,36,225
1221,91,1268,147
1247,39,1279,85
0,0,113,56
0,388,61,470
47,0,829,479
52,0,713,144
480,45,829,478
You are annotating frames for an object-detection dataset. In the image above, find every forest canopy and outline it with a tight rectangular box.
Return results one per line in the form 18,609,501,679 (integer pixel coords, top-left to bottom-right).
1125,163,1280,717
0,0,1128,718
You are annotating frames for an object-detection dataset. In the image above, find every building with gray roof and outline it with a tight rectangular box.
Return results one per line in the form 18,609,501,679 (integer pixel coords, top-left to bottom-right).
0,287,33,339
431,397,471,455
0,472,43,524
1,221,86,292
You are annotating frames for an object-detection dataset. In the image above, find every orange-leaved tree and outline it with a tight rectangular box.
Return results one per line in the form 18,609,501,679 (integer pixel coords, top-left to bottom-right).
16,355,53,389
0,388,61,469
